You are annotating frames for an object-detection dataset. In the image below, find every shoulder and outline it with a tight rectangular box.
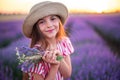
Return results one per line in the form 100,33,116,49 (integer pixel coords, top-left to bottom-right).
59,37,71,43
58,37,74,55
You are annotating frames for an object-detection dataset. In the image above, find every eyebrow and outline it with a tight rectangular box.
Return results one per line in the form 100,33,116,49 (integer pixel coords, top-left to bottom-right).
39,18,44,21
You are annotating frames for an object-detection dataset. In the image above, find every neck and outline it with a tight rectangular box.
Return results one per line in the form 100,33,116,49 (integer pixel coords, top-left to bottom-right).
46,38,57,50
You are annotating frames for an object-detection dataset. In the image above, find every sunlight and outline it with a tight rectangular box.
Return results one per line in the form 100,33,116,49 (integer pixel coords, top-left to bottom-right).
0,0,120,14
86,0,109,13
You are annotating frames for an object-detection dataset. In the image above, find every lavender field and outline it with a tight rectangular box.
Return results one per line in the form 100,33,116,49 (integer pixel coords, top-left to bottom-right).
0,13,120,80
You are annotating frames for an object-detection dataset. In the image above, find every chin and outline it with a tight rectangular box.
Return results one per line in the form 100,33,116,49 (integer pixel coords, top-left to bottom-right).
46,35,56,39
45,33,57,38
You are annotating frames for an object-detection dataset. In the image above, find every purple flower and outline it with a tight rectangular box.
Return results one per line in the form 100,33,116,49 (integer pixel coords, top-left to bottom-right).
16,46,63,72
16,46,44,72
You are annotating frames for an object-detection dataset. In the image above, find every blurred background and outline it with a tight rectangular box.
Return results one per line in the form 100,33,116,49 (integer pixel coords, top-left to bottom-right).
0,0,120,80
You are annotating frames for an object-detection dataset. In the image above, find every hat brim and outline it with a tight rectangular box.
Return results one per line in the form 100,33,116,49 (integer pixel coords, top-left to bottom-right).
23,2,68,38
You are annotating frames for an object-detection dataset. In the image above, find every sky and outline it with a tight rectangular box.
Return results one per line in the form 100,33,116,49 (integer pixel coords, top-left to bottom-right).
0,0,120,14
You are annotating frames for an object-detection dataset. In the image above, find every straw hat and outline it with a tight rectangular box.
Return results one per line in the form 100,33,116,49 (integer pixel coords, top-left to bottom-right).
23,1,68,38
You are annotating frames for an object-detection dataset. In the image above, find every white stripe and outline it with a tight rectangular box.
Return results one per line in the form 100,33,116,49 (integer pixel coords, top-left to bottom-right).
37,63,41,74
57,42,63,55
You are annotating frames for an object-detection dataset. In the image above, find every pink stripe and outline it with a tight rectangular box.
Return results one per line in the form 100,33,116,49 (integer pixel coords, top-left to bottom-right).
33,64,36,73
66,43,72,53
44,62,50,76
62,42,66,47
28,37,73,80
35,64,38,73
30,64,34,72
29,65,32,72
58,42,63,55
38,62,42,74
58,72,60,80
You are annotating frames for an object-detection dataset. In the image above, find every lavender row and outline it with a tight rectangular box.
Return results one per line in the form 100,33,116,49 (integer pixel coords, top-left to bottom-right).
65,14,120,80
0,14,120,80
0,20,23,48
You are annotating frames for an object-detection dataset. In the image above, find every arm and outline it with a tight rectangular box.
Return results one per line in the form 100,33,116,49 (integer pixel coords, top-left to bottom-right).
58,37,74,78
59,55,72,78
46,49,72,78
32,64,59,80
32,50,60,80
44,49,72,79
45,64,59,80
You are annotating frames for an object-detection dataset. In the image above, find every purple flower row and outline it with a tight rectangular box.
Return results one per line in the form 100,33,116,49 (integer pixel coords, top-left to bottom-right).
0,14,120,80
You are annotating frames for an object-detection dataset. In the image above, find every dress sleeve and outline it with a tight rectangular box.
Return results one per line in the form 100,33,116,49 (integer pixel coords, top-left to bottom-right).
61,37,74,56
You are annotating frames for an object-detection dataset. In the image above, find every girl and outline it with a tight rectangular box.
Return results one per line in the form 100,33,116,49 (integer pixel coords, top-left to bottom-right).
22,1,74,80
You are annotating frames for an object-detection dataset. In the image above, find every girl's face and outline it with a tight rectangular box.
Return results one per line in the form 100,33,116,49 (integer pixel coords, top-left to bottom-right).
38,15,60,39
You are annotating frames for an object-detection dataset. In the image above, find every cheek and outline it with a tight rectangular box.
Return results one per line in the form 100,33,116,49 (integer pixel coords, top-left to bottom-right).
55,21,60,28
38,25,44,31
56,25,59,32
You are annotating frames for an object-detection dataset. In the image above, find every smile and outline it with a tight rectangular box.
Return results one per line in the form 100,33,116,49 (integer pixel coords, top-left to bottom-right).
46,29,54,32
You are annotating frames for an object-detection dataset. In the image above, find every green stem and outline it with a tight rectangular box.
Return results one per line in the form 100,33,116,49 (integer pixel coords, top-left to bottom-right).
56,56,63,61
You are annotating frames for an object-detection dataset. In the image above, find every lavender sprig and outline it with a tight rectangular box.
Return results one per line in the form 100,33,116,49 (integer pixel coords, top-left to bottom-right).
16,47,43,62
16,46,63,72
16,47,43,72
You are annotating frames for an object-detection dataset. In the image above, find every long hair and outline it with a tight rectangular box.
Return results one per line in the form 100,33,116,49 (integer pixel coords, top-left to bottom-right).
56,22,67,40
30,19,67,49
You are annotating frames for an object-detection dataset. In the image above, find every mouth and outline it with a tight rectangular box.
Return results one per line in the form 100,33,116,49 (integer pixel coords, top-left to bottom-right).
46,29,54,32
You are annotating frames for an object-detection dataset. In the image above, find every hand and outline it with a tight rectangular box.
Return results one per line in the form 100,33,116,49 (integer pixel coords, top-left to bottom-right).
32,73,44,80
42,49,61,65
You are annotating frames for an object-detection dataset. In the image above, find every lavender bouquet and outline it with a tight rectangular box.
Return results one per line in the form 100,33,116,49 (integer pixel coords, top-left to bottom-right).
16,46,63,72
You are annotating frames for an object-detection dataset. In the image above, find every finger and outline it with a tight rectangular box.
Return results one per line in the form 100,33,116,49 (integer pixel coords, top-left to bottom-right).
33,73,40,80
33,73,37,80
43,50,49,58
51,60,60,65
45,51,52,59
43,50,53,62
52,50,56,60
54,49,60,56
42,50,49,60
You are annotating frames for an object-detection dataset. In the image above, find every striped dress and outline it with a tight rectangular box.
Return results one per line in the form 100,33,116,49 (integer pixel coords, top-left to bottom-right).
28,37,74,80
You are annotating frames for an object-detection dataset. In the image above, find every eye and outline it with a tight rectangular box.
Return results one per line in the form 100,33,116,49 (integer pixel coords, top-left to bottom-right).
51,16,58,21
51,17,56,21
39,20,45,24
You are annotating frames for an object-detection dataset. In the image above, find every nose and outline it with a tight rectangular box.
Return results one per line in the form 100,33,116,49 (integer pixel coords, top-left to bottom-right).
46,20,52,28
